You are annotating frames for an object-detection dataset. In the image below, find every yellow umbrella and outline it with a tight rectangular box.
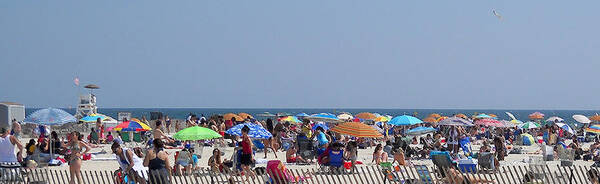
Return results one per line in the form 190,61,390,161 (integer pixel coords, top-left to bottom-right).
374,116,390,122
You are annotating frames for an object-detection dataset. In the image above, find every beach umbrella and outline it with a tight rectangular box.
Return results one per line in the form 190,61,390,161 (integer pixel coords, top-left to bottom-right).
437,117,474,126
528,112,545,120
423,117,438,123
590,114,600,122
518,121,541,129
374,116,390,122
406,126,437,136
501,120,517,128
278,116,301,123
306,113,340,122
586,124,600,134
520,133,535,146
555,123,575,135
296,113,309,117
113,120,152,132
80,113,115,123
505,112,517,120
312,122,329,131
454,114,468,119
24,108,77,126
173,126,222,141
330,122,383,138
388,115,423,126
225,123,272,139
355,112,376,120
474,114,494,119
510,119,523,124
238,113,254,120
573,115,591,124
428,113,442,119
436,116,449,122
474,119,503,127
546,116,564,123
488,114,498,118
223,113,244,122
337,114,354,120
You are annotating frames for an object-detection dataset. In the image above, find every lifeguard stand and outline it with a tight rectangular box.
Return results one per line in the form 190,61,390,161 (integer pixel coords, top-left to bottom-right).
75,94,97,119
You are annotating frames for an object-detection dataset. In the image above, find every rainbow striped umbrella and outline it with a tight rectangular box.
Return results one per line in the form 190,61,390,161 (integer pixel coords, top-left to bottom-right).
113,120,152,132
278,116,301,123
586,124,600,134
331,122,383,138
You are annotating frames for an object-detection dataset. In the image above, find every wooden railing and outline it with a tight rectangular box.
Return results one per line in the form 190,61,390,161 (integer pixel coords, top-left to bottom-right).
0,164,597,184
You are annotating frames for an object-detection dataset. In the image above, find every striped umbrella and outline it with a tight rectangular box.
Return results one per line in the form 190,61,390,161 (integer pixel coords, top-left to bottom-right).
278,116,302,123
474,119,503,127
24,108,77,126
113,120,152,132
331,122,383,138
226,123,272,139
437,117,473,126
585,124,600,134
518,121,541,129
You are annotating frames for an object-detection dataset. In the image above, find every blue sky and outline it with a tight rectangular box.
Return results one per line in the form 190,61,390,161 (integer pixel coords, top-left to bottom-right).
1,1,599,109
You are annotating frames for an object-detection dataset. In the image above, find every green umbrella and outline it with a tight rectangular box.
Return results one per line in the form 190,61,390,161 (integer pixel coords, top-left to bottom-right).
173,126,222,141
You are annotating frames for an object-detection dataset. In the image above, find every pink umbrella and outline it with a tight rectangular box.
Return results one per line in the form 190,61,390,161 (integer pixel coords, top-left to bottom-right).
474,118,503,127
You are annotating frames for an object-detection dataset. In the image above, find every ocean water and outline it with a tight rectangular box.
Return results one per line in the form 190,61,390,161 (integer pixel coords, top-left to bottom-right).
25,108,600,125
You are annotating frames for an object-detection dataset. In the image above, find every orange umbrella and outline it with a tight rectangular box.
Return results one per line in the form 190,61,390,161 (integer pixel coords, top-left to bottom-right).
223,113,244,122
428,113,441,119
423,117,438,123
528,112,545,120
590,114,600,122
238,113,254,120
455,114,468,119
331,122,383,138
488,114,497,118
355,112,376,120
437,116,448,122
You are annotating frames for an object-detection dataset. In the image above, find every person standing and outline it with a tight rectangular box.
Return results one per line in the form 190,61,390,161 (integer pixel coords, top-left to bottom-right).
67,131,91,184
165,116,171,134
10,119,21,139
144,139,172,184
0,127,24,163
239,126,256,181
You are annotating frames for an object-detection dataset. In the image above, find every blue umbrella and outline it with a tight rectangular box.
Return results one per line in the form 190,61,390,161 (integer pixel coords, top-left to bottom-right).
388,115,423,126
406,126,437,136
306,113,340,122
225,123,272,139
24,108,77,126
475,114,496,119
80,114,105,123
296,113,309,117
312,122,329,131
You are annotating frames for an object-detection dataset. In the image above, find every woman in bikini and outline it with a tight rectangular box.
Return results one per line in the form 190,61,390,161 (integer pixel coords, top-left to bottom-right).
67,131,91,184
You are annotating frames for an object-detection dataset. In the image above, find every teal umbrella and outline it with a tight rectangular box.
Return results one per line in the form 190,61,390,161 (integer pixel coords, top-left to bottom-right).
388,115,423,126
173,126,222,141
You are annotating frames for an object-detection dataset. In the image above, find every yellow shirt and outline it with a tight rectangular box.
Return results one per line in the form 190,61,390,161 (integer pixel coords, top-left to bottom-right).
302,125,312,138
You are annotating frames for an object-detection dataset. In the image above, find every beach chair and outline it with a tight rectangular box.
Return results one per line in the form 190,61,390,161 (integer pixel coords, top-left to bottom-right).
414,165,434,184
121,132,131,143
379,162,401,183
477,152,495,173
266,160,306,184
297,136,315,160
429,151,455,177
525,155,546,182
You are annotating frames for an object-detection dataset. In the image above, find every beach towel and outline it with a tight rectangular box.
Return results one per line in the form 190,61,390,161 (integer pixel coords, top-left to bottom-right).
459,137,472,155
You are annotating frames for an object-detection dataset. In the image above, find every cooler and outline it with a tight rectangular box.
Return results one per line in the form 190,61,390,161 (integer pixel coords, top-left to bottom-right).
457,159,477,173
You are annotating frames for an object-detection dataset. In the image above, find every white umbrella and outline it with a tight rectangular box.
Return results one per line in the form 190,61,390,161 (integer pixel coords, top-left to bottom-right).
337,114,353,120
546,116,564,122
505,112,517,120
555,123,575,135
573,115,591,124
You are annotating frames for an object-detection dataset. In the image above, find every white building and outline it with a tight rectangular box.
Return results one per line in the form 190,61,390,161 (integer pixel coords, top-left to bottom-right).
0,102,25,130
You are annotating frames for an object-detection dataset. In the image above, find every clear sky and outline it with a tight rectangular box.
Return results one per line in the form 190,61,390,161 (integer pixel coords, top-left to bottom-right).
1,1,599,109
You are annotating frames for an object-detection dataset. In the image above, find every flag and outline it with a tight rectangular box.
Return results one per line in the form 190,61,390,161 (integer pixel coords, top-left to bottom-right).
74,77,79,86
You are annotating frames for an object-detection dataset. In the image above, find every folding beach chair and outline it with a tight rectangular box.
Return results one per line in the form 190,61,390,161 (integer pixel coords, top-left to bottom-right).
429,151,455,178
414,165,434,184
380,162,401,183
477,152,495,173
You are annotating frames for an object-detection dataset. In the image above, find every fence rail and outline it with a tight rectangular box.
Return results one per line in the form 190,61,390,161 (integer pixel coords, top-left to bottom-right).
0,164,596,184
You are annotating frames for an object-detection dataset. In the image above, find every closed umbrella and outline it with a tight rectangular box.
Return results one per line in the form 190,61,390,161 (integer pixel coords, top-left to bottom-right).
388,115,423,126
24,108,77,126
174,126,222,141
438,117,474,126
226,123,272,139
406,126,437,136
331,122,383,138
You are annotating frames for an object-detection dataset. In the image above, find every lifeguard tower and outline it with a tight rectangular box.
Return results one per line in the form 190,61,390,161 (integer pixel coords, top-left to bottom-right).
75,84,99,119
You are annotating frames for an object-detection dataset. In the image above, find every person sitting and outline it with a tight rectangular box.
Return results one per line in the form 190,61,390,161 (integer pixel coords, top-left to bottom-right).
208,148,230,173
106,132,114,143
175,147,193,176
344,141,358,171
89,128,99,144
392,148,406,166
153,121,175,145
372,143,389,165
321,142,345,172
286,145,309,164
26,139,36,157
